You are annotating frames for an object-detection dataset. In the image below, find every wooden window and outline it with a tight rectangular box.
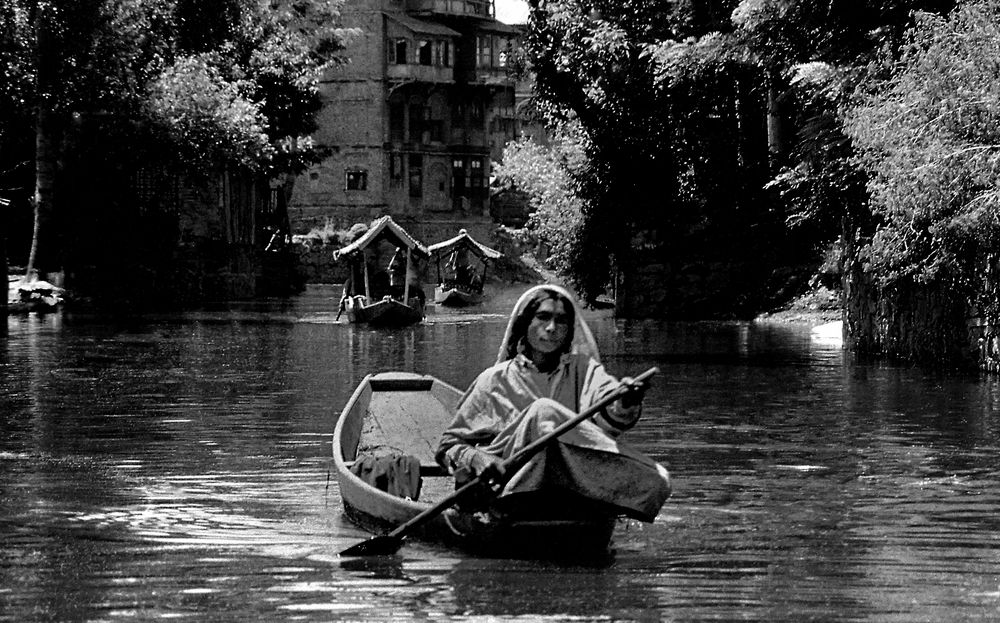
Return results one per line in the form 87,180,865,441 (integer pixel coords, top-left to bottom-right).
469,158,484,188
389,102,405,141
394,39,408,64
428,116,443,142
471,99,485,127
408,104,424,142
477,34,493,68
390,154,404,184
408,154,423,197
435,41,451,67
345,169,368,191
418,40,432,66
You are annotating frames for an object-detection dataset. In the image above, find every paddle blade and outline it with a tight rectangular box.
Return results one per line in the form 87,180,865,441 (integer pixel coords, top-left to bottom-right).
339,535,404,557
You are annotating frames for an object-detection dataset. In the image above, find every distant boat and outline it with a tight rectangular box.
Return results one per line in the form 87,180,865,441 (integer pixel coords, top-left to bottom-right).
334,216,429,326
333,371,617,558
427,229,502,307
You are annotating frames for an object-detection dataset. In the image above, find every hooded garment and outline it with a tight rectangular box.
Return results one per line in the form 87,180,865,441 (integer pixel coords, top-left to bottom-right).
435,285,671,522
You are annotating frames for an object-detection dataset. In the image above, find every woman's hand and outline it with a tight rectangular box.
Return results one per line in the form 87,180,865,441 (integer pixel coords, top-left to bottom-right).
619,376,649,408
467,448,506,482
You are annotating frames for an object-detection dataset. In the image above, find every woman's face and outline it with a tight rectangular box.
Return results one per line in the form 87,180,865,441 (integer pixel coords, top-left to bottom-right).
526,297,571,357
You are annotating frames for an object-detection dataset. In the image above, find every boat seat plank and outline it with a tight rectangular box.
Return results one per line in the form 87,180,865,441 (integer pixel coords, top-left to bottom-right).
368,378,434,392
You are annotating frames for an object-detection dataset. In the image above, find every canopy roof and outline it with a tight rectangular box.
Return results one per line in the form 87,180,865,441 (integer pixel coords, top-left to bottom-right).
427,229,502,261
333,216,429,260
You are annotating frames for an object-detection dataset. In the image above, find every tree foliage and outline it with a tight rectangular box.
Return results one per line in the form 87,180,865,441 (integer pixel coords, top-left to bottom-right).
125,0,351,173
523,0,784,314
494,125,587,276
0,0,351,275
516,0,959,317
0,0,350,180
843,1,1000,295
731,0,953,244
147,54,272,170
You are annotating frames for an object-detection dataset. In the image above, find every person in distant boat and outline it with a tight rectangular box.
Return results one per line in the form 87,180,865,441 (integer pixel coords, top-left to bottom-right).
388,247,406,299
446,246,473,289
387,246,426,308
435,284,671,526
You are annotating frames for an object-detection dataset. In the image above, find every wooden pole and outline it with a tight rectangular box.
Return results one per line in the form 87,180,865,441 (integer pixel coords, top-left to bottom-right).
402,247,412,303
362,256,371,301
1,202,7,321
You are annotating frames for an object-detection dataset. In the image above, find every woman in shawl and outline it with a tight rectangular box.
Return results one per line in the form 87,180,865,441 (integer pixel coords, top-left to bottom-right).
435,285,671,524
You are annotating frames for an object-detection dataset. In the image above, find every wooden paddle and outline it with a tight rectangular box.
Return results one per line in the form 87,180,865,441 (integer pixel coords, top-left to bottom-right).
339,366,660,557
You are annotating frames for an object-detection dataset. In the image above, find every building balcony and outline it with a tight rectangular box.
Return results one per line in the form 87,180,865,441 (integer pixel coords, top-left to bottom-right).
462,65,513,86
405,0,492,19
387,64,455,84
383,140,490,156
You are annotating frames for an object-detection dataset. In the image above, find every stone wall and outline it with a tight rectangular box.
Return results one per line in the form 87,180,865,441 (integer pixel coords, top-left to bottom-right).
291,240,350,285
844,269,972,367
840,253,1000,370
966,254,1000,373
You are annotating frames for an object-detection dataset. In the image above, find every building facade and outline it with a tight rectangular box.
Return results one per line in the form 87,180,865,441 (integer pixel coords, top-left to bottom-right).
288,0,524,240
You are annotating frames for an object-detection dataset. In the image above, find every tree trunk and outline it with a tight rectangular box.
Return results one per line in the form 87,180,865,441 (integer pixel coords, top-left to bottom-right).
1,203,7,320
766,72,785,169
25,2,59,284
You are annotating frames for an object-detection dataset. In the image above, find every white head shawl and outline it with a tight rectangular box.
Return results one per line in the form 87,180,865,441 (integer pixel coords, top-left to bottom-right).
495,284,601,365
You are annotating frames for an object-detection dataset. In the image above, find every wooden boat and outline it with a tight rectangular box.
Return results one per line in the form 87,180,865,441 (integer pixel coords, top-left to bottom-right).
334,216,429,326
434,286,483,307
427,229,502,307
341,294,423,327
333,371,617,558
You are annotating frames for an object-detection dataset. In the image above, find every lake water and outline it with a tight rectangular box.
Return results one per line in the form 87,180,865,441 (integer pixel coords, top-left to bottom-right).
3,284,1000,622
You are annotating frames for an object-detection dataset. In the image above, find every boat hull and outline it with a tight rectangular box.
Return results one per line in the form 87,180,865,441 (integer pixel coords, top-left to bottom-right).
333,372,616,558
344,295,423,326
433,286,483,307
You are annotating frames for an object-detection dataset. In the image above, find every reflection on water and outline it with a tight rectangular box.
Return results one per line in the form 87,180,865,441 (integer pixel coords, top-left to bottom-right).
4,284,1000,621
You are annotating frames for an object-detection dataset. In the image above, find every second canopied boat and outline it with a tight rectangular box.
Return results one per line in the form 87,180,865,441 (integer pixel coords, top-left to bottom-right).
427,229,502,307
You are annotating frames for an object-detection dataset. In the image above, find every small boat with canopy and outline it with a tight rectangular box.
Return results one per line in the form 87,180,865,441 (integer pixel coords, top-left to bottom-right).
333,216,429,326
427,229,502,307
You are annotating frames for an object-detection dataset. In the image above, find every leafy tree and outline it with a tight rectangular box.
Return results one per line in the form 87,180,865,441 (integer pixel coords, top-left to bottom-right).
494,125,587,276
523,0,786,315
0,0,350,283
843,1,1000,301
731,0,955,251
145,54,273,170
517,0,961,317
523,0,692,299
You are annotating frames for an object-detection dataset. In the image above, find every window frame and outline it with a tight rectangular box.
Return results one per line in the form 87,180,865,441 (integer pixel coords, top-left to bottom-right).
345,169,368,191
417,39,433,66
408,154,423,197
393,38,408,64
476,34,493,68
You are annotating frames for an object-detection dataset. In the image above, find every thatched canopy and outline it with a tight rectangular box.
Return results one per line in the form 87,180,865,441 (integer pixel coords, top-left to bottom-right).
427,229,502,262
333,216,429,261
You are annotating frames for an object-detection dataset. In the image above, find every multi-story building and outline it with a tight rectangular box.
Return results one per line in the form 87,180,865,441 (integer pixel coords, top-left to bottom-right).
288,0,524,240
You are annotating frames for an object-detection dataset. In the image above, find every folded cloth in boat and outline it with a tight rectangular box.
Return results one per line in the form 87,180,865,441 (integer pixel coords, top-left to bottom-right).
350,454,422,501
